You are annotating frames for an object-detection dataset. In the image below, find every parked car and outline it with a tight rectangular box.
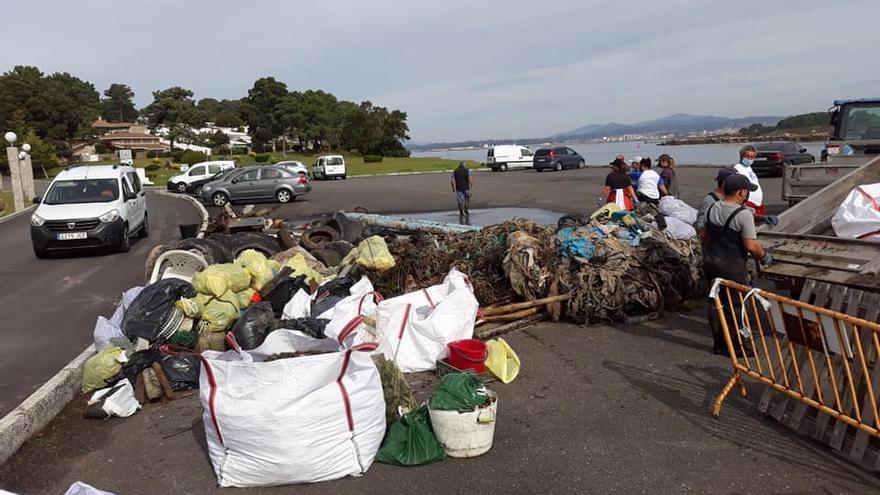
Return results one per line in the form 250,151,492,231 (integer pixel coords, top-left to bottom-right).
313,155,346,180
200,165,311,206
487,145,534,171
30,164,148,258
275,161,308,176
533,147,585,172
167,160,235,193
186,167,239,196
753,142,815,176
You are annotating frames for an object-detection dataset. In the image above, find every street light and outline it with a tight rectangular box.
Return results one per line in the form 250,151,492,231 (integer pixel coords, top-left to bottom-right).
4,131,16,144
18,151,26,160
22,143,31,152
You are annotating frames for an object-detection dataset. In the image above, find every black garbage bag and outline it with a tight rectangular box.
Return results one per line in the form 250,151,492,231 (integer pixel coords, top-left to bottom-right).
159,354,201,391
312,295,343,317
263,275,310,317
316,277,354,297
557,214,593,231
231,302,278,350
122,279,196,343
278,317,329,339
111,349,161,386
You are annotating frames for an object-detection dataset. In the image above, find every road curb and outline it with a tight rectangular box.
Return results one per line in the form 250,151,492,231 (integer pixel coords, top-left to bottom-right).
0,192,209,466
154,189,210,238
0,204,36,224
349,168,490,179
0,344,95,465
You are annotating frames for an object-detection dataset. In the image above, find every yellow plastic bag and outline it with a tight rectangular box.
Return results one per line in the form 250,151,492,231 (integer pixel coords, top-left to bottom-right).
237,288,257,310
176,297,204,319
284,254,325,285
81,345,125,393
192,263,252,297
590,202,621,220
236,249,276,291
201,295,239,332
343,235,396,271
484,338,521,384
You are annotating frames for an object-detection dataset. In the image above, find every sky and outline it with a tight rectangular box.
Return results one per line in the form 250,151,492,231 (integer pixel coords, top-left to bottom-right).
1,0,879,142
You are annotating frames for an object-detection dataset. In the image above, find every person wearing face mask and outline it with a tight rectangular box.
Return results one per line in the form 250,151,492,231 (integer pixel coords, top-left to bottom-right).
702,173,772,356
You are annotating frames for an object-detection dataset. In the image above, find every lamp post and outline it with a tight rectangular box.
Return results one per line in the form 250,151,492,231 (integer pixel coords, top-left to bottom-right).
20,142,34,199
5,131,25,211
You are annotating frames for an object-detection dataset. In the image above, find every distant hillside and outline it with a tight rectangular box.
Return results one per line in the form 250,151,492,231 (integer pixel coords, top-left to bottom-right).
554,113,783,140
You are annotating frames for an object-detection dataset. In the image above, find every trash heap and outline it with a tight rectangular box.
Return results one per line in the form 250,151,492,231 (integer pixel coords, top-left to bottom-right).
77,201,703,488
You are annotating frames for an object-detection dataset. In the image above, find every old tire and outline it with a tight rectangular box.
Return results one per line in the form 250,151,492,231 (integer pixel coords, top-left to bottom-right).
300,227,340,252
279,226,299,249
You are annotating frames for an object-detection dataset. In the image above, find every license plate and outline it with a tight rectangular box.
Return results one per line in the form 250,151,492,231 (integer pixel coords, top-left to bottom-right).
57,232,87,240
826,168,839,175
537,159,546,163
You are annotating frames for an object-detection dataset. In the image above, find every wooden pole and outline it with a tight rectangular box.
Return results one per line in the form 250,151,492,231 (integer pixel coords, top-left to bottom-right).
480,307,541,322
480,294,570,317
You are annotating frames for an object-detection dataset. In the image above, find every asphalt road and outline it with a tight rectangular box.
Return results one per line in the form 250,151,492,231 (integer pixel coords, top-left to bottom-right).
0,191,200,416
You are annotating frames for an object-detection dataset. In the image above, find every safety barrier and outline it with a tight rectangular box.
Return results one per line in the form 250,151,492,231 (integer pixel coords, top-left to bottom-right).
711,278,880,470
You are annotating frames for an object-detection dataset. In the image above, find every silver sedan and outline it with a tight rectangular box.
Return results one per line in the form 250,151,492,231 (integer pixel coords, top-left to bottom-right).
200,166,312,206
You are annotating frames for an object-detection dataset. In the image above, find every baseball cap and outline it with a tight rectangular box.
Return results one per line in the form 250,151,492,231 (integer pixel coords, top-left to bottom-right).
723,173,758,194
609,158,626,166
715,166,738,186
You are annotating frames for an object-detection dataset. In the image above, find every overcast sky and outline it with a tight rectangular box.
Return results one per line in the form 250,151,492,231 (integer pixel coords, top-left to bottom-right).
2,0,879,142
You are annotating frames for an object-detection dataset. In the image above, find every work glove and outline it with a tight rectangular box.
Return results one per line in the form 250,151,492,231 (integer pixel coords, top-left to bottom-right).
595,197,605,207
760,253,774,266
764,215,779,226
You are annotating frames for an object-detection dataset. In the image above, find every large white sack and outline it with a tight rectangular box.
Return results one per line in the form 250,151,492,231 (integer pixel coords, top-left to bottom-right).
374,269,479,373
664,216,697,240
659,196,698,225
832,183,880,242
93,286,143,350
199,331,386,488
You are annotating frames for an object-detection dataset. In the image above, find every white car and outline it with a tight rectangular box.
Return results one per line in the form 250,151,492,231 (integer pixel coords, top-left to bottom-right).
487,145,534,171
30,164,148,258
313,155,346,180
275,160,308,176
167,160,235,193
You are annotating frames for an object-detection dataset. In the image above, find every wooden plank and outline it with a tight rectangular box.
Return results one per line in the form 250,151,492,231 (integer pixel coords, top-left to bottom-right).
810,285,850,441
848,293,880,462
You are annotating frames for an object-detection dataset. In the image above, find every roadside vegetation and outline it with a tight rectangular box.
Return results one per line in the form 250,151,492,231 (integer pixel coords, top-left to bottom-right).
0,190,14,217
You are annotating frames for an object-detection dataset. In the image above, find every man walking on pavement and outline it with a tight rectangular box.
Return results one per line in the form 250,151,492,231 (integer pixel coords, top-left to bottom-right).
703,174,772,356
451,161,474,217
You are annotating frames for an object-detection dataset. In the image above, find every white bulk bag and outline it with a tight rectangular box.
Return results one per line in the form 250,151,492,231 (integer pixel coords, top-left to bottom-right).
199,330,386,487
374,269,479,373
659,196,698,225
664,216,697,240
832,183,880,242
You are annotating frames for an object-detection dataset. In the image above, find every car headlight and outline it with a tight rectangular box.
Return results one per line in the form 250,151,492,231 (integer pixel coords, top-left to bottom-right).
99,209,120,223
31,214,45,227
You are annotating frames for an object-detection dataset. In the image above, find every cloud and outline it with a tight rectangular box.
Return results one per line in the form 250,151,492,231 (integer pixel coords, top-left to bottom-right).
1,0,878,141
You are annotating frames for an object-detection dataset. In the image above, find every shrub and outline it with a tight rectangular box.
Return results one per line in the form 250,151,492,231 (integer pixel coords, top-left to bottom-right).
248,151,257,158
95,142,108,154
170,149,184,162
145,163,161,172
151,157,161,164
180,150,208,164
146,150,159,159
232,155,241,162
217,146,230,156
254,153,271,163
363,155,384,163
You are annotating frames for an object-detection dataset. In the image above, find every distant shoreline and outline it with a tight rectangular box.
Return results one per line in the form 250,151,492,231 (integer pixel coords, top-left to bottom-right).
660,131,828,146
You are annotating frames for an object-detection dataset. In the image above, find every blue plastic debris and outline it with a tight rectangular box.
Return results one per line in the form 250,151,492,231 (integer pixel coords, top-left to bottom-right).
556,228,596,259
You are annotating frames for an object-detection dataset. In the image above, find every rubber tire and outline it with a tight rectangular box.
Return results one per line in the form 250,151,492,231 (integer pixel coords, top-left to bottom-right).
139,213,149,238
192,185,203,196
578,160,585,169
341,175,346,180
212,192,229,207
276,189,293,203
535,168,543,173
176,182,188,193
501,163,508,172
555,162,563,172
118,224,131,253
300,227,341,252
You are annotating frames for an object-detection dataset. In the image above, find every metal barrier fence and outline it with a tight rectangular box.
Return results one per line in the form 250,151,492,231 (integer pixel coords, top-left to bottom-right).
710,278,880,468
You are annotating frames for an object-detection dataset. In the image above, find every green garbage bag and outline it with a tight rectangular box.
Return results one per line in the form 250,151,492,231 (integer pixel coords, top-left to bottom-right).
376,406,446,466
429,372,488,412
81,345,124,393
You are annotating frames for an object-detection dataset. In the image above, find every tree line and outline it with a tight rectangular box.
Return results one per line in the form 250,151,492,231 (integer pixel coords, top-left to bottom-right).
0,66,411,171
738,112,829,137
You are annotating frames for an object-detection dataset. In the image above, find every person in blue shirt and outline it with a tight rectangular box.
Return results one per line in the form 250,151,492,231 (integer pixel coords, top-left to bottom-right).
451,162,474,217
629,156,643,182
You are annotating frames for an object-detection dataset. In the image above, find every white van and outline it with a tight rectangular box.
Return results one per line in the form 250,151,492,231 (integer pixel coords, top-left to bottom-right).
487,145,534,171
30,165,148,258
168,160,235,193
313,155,346,180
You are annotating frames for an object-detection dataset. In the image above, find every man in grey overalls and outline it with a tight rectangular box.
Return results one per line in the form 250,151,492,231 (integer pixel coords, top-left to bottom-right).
703,174,772,356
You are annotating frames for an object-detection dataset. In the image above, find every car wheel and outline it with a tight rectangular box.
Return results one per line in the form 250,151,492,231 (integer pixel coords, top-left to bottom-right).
535,167,543,173
212,192,229,207
342,175,347,180
139,214,150,238
192,185,203,196
501,163,508,172
578,160,585,169
176,182,188,193
119,224,131,253
276,189,293,203
555,161,563,171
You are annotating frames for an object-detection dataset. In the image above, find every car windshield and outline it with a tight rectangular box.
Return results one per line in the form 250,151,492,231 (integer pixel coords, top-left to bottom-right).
326,157,344,165
43,179,119,205
839,105,880,140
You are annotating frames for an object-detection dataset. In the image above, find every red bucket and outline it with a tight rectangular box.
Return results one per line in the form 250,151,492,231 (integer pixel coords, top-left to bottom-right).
447,339,488,374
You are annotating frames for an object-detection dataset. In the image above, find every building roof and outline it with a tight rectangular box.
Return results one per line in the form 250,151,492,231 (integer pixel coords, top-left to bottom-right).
92,118,137,129
99,132,160,140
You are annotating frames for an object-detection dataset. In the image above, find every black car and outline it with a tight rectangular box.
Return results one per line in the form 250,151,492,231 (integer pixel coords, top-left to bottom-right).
533,147,586,172
753,142,815,176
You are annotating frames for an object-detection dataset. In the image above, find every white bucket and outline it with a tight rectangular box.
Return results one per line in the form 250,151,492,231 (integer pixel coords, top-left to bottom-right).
428,390,498,458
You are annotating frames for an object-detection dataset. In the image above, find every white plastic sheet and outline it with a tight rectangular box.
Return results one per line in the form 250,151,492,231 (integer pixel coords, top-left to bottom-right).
373,269,479,373
199,330,386,487
832,183,880,242
63,482,116,495
659,196,698,225
93,286,143,350
664,216,697,240
88,380,140,418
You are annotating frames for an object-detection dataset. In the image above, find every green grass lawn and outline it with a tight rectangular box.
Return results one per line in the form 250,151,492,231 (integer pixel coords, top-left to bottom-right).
0,189,21,217
50,152,481,184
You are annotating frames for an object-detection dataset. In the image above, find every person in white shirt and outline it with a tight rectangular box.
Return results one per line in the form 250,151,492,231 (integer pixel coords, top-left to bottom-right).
732,145,778,225
636,157,667,204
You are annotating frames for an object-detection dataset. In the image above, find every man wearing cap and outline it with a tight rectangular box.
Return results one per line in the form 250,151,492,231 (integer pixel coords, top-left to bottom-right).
451,161,474,217
703,173,772,356
695,166,737,236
